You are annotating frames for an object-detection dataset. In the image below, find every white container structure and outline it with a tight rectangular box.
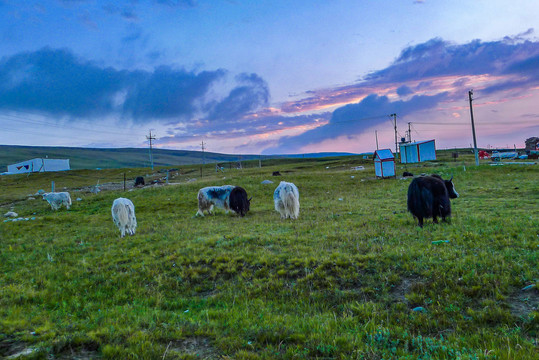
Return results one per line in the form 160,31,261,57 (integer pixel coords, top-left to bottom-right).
374,149,395,178
399,140,436,164
7,158,70,174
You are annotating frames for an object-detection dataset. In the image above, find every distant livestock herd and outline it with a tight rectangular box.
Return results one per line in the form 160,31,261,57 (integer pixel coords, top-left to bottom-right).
40,175,459,237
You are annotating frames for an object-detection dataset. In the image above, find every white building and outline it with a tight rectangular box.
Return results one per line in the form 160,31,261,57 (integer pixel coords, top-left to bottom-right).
7,158,70,174
374,149,395,178
399,140,436,164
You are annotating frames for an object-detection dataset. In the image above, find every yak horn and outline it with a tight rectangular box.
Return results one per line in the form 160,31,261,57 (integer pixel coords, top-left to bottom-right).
248,197,252,201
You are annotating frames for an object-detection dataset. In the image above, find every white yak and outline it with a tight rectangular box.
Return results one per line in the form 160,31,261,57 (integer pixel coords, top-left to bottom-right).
274,181,300,219
111,198,137,237
42,192,72,210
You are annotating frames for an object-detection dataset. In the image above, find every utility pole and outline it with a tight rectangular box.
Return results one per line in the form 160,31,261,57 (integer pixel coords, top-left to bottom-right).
200,140,206,178
201,140,206,165
390,113,397,154
408,122,412,143
146,130,156,170
468,90,479,166
375,130,379,150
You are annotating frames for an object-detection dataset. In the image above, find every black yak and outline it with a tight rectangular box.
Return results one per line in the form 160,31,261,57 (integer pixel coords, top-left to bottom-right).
134,176,145,187
229,186,251,217
407,175,459,227
403,171,414,177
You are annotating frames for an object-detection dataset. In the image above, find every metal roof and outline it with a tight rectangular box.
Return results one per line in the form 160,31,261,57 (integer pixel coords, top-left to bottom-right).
401,139,435,146
374,149,394,160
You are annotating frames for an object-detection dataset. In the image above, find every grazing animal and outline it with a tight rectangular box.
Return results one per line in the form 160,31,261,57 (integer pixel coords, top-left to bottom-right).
134,176,145,187
402,171,414,177
229,186,252,217
42,192,72,210
407,175,459,227
272,171,282,176
196,185,236,216
274,181,300,219
111,198,137,237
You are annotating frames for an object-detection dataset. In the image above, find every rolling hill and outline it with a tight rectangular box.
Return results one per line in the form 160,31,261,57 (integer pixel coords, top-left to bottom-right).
0,145,359,171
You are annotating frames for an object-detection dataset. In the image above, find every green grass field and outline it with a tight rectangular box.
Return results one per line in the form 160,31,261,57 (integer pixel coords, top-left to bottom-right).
0,155,537,359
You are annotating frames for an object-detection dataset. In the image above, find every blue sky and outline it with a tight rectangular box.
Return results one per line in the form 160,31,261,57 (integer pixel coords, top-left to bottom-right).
1,0,538,154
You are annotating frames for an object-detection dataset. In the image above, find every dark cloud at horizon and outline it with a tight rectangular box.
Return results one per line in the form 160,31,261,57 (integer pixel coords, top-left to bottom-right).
264,93,448,154
0,47,269,123
396,85,413,97
206,73,270,122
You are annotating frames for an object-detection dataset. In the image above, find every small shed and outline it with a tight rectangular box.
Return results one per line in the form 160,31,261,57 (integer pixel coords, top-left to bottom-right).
7,158,70,174
374,149,395,178
399,139,436,164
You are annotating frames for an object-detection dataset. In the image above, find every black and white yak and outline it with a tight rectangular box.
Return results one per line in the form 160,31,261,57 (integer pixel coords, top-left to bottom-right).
407,175,459,227
196,185,251,217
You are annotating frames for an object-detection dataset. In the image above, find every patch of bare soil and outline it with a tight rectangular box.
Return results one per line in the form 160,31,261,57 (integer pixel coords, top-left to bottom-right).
0,339,35,359
163,337,219,359
56,348,102,359
75,180,171,194
508,287,538,318
390,276,422,303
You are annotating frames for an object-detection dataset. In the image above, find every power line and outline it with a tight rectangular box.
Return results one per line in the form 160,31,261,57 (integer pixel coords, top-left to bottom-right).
0,113,145,138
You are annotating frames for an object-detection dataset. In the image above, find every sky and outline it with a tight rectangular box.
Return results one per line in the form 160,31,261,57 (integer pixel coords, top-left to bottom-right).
1,0,538,155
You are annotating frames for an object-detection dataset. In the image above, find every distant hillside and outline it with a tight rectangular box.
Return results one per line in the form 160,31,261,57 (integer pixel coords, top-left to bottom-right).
0,145,358,170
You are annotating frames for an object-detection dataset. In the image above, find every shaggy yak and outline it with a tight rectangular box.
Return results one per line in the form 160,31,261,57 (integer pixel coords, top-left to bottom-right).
197,185,250,217
134,176,145,187
42,192,72,210
228,186,251,217
274,181,300,219
407,175,459,227
111,198,137,237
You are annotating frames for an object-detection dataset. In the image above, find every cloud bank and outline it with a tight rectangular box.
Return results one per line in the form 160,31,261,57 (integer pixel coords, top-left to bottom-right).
1,31,539,153
0,47,269,124
266,31,539,153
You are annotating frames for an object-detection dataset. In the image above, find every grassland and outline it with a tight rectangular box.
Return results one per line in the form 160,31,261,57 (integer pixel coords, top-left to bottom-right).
0,145,357,171
0,155,537,359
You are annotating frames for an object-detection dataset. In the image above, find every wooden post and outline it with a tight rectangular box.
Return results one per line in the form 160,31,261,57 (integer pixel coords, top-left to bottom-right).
123,173,126,191
51,181,55,192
